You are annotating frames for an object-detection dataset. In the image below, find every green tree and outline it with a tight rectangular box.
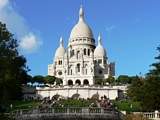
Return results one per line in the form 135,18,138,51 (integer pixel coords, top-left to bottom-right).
117,75,131,84
105,76,115,84
147,46,160,77
141,76,160,111
127,45,160,111
55,78,63,85
22,74,33,84
32,75,44,83
0,22,28,110
95,79,103,85
141,45,160,111
127,76,144,101
44,75,56,85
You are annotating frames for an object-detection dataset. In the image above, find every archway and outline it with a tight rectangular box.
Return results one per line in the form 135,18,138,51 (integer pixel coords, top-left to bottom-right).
75,79,81,85
71,93,80,99
83,79,89,85
68,80,73,86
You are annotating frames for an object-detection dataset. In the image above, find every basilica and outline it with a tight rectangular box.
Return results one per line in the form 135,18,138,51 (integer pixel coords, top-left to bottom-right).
36,6,121,100
48,6,115,86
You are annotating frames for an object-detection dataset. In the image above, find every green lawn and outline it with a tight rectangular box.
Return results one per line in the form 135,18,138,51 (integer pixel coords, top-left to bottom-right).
9,100,40,111
54,99,96,107
6,99,141,112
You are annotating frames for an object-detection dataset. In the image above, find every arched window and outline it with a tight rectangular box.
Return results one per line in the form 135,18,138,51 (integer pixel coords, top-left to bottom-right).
77,51,80,59
98,59,102,64
69,65,73,75
75,79,81,85
85,69,88,75
68,80,73,86
84,48,87,55
70,50,74,57
58,60,62,65
85,64,88,75
77,64,80,72
88,49,90,56
83,79,89,85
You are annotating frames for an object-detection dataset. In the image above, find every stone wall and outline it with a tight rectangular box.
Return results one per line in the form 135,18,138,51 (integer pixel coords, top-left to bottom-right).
36,86,119,100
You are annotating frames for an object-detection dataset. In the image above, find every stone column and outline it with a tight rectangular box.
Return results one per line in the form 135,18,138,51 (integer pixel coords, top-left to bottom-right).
155,110,158,118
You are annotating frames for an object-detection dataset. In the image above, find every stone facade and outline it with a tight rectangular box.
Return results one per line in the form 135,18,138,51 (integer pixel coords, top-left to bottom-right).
48,6,115,86
36,6,119,100
36,86,119,100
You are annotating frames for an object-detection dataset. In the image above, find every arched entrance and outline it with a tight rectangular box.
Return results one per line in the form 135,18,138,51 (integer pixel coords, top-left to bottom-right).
83,79,89,85
75,79,81,85
68,80,73,86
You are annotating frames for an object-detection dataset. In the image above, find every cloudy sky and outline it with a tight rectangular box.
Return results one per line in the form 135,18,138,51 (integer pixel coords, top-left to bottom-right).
0,0,160,76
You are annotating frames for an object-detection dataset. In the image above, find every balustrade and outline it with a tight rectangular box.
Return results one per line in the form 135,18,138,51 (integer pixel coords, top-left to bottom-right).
134,111,160,120
13,107,117,116
12,107,121,120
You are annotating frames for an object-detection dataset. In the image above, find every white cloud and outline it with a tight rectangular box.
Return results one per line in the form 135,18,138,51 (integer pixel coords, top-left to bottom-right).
105,25,116,32
0,0,42,53
20,33,42,52
0,0,8,9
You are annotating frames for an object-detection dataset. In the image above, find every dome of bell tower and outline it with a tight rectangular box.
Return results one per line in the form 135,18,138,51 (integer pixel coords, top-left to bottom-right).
55,37,65,58
94,34,107,57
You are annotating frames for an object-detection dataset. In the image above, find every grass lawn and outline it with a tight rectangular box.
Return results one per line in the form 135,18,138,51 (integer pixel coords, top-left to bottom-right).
54,99,96,107
6,99,141,112
9,100,40,111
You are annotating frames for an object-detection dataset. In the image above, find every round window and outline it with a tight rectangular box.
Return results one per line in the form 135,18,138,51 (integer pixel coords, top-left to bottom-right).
58,71,62,75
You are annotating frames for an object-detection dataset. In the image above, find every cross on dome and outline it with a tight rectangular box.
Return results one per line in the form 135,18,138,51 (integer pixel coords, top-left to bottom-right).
98,33,102,46
79,5,84,21
59,36,64,47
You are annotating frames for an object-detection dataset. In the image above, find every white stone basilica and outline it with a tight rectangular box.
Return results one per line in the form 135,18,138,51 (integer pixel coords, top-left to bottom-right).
48,6,115,86
35,6,122,100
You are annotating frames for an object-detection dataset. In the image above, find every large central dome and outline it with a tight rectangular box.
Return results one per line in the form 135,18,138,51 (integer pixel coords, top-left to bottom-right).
70,6,93,39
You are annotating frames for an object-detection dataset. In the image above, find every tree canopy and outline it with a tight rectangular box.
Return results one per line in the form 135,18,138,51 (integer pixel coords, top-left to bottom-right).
141,45,160,111
147,46,160,77
0,22,28,111
117,75,132,84
127,45,160,111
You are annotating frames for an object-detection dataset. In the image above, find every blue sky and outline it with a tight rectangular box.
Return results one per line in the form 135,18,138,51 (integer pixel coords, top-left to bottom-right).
0,0,160,76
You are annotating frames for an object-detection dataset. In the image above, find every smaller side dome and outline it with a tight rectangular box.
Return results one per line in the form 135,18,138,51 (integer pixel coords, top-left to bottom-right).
55,37,65,58
94,34,106,57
